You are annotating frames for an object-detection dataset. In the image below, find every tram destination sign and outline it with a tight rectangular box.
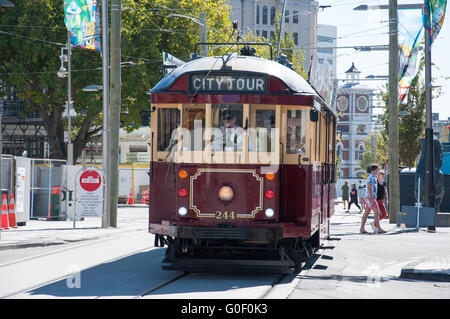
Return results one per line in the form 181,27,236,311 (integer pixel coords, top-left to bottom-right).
189,74,267,94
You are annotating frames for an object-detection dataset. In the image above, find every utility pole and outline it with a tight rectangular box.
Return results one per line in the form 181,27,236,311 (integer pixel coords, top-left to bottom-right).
199,12,207,56
424,23,435,229
67,31,73,165
101,0,110,228
109,0,121,228
388,0,400,223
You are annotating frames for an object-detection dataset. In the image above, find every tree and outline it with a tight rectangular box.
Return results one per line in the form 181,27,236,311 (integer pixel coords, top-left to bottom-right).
0,0,233,161
375,57,440,168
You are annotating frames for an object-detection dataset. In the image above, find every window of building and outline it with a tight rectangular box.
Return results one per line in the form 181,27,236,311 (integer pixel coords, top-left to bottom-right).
294,32,298,45
318,58,324,64
256,5,260,24
293,11,298,24
270,6,276,25
327,59,333,65
317,36,334,43
285,10,289,23
256,30,260,37
317,47,333,54
270,31,274,41
262,30,268,40
262,6,268,25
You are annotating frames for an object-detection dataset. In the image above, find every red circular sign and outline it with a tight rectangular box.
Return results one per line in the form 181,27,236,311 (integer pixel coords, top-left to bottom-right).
79,170,102,192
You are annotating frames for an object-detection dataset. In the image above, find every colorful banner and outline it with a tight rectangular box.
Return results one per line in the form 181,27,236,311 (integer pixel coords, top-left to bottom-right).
423,0,448,45
398,8,424,103
64,0,101,51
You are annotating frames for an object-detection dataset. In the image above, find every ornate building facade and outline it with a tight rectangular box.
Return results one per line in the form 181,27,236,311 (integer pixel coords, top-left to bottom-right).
335,63,375,196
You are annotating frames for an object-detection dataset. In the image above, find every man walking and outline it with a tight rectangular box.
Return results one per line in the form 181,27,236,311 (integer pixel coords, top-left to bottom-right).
360,164,386,234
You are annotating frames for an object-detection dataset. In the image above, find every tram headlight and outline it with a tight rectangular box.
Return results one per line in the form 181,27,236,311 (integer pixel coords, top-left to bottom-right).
265,208,275,218
178,206,188,216
218,186,234,202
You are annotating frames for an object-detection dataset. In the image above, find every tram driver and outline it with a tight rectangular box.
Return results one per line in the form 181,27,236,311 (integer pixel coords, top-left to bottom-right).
211,110,243,152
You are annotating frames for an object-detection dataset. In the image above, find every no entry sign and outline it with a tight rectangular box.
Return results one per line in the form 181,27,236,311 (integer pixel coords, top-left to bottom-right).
75,167,104,218
79,170,102,192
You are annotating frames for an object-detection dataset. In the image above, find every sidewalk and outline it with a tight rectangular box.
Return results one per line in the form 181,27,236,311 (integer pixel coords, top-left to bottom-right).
330,202,450,283
0,205,149,250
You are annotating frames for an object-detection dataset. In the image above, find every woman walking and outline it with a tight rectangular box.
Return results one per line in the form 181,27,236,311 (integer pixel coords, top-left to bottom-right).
376,170,389,221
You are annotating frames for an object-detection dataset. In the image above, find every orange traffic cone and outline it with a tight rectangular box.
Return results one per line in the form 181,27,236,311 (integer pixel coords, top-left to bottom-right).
8,193,17,228
142,189,149,204
1,194,9,230
128,190,134,205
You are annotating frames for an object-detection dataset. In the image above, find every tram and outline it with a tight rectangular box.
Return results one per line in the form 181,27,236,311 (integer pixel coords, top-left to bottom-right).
147,43,336,273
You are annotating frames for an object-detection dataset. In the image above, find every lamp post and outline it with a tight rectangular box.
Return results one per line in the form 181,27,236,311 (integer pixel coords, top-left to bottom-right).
57,32,74,165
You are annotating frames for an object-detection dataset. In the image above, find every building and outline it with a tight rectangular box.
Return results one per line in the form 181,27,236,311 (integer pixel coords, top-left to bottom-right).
229,0,319,72
335,63,376,196
432,113,450,143
1,85,48,158
316,24,337,81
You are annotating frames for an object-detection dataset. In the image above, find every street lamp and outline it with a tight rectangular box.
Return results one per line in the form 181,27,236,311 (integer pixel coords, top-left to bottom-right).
57,34,74,165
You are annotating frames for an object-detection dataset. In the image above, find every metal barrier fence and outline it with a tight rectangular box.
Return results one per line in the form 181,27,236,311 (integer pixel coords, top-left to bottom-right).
30,159,66,219
1,154,14,196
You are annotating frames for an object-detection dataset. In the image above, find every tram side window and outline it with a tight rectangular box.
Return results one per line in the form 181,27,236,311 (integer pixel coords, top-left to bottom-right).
181,106,205,151
286,110,306,154
249,109,276,153
157,108,180,152
211,104,243,152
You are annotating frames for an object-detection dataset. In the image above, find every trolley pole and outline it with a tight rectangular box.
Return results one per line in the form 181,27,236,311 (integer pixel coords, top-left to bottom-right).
109,0,121,228
388,0,400,223
101,0,110,228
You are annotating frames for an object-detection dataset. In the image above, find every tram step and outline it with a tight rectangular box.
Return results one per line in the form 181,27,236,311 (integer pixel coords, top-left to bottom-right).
162,257,295,274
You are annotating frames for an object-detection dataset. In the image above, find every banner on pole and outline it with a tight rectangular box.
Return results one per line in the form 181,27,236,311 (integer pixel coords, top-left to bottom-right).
423,0,448,45
398,8,424,103
64,0,101,51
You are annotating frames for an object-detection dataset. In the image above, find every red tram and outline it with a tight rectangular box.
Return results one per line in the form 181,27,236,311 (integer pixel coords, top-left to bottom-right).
148,44,336,273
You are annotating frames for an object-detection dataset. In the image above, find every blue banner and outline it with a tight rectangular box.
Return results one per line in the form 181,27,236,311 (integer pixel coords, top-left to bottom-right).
423,0,448,45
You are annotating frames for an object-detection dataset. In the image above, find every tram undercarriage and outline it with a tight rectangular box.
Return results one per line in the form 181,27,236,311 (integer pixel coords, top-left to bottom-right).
154,231,317,274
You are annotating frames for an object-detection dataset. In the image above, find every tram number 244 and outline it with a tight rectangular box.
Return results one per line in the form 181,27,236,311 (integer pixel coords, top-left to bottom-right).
215,211,236,219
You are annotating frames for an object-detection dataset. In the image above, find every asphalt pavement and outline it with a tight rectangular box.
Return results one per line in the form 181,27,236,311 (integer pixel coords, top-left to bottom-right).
0,202,448,283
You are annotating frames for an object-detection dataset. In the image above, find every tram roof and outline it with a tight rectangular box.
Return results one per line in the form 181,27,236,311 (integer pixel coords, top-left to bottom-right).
149,53,334,115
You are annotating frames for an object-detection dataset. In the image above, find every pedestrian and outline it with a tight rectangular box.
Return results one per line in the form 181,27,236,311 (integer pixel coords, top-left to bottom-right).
341,181,349,209
348,184,362,212
358,181,366,211
360,164,386,234
376,170,389,221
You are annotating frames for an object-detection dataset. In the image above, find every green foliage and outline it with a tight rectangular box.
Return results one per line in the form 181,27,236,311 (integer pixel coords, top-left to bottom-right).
0,0,233,160
376,57,432,168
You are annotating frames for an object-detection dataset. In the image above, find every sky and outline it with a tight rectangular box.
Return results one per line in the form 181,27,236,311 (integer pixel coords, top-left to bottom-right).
317,0,450,121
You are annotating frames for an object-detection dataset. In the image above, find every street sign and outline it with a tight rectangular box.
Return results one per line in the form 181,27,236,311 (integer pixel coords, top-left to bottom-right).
75,166,104,219
162,52,185,76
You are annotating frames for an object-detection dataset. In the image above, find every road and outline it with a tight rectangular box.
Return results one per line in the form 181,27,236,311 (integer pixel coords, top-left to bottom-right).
1,206,449,299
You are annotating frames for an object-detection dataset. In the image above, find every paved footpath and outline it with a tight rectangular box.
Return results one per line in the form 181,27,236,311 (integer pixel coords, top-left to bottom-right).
0,205,149,250
285,203,450,298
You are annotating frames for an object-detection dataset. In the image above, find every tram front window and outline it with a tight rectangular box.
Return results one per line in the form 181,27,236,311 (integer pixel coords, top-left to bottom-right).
157,108,180,152
211,104,243,152
248,108,276,153
286,109,306,154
